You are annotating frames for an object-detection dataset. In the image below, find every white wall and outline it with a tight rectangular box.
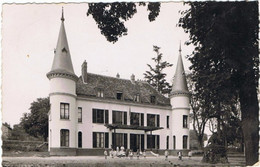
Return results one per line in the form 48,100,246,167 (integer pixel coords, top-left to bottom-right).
76,99,172,150
171,95,190,150
49,77,77,149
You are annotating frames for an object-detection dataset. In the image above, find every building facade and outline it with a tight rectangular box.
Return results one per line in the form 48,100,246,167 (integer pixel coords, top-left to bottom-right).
47,11,190,156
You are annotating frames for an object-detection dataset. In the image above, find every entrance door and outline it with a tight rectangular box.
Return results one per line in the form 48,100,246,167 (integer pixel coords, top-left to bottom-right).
130,134,141,152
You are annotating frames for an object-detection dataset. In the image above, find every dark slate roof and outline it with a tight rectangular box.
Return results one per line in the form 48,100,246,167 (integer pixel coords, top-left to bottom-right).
76,73,170,106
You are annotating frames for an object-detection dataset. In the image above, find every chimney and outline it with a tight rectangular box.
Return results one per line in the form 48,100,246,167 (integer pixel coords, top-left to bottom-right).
131,74,135,83
116,73,120,78
82,60,87,83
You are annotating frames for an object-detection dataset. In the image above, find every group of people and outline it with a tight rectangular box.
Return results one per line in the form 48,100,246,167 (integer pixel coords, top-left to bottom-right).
103,147,147,159
104,147,192,160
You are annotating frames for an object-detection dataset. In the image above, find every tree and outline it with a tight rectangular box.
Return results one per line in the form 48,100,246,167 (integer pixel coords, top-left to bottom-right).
86,2,258,165
178,2,259,165
186,73,209,149
144,45,173,95
87,2,160,43
20,97,50,141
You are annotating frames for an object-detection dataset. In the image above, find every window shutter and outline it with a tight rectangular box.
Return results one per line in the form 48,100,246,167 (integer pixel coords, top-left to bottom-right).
105,110,108,124
105,133,109,148
124,134,127,149
141,113,144,126
157,135,160,149
141,134,144,151
93,132,97,148
92,109,96,123
157,115,160,127
124,112,127,125
112,133,115,149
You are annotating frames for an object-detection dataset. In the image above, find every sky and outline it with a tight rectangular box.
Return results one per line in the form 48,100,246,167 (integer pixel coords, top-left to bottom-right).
2,2,195,127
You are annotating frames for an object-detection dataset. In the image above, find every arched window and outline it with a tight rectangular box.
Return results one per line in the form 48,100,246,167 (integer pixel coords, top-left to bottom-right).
183,135,188,149
173,136,176,149
78,132,82,148
166,136,169,149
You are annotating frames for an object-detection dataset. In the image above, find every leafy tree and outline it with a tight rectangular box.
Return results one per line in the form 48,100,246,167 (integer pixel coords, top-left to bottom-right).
186,73,209,149
87,2,160,43
144,45,173,95
86,1,258,165
178,2,259,165
20,97,50,141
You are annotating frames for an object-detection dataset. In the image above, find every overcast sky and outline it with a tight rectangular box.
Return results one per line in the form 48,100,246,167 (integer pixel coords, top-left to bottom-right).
2,2,195,126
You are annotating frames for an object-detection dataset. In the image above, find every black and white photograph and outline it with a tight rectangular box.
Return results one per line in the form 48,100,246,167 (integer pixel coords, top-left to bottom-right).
1,0,259,166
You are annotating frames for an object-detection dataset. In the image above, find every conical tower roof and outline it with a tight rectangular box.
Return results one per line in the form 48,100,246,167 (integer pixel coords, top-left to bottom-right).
171,43,189,96
47,8,77,81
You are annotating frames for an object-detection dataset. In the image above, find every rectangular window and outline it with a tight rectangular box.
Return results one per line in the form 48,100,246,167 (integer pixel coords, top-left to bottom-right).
116,92,123,100
167,116,169,128
78,107,82,123
60,129,69,147
147,114,160,127
134,94,140,102
150,96,156,104
97,89,104,97
93,132,109,148
131,112,140,126
60,103,69,119
92,109,108,124
183,115,188,128
183,135,188,149
113,110,127,125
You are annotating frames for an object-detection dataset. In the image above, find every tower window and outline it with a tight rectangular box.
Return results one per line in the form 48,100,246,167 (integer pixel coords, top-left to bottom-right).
60,103,69,120
60,129,69,147
183,115,188,128
116,92,123,100
167,116,169,128
78,107,82,123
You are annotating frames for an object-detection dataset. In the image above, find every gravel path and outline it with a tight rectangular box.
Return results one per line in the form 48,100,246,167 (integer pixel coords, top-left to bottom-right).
2,156,246,167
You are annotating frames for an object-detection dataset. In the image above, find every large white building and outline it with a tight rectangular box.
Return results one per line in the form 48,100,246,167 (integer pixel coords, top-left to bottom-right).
47,10,190,156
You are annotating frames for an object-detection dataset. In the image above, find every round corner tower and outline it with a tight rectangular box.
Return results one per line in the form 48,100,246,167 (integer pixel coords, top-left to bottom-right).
46,9,78,155
170,43,190,151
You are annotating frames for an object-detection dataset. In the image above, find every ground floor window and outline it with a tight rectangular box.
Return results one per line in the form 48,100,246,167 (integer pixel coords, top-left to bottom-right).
130,134,144,152
147,134,159,149
173,136,176,149
60,129,69,147
166,136,169,149
183,135,188,149
78,132,82,148
93,132,109,148
112,133,127,149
